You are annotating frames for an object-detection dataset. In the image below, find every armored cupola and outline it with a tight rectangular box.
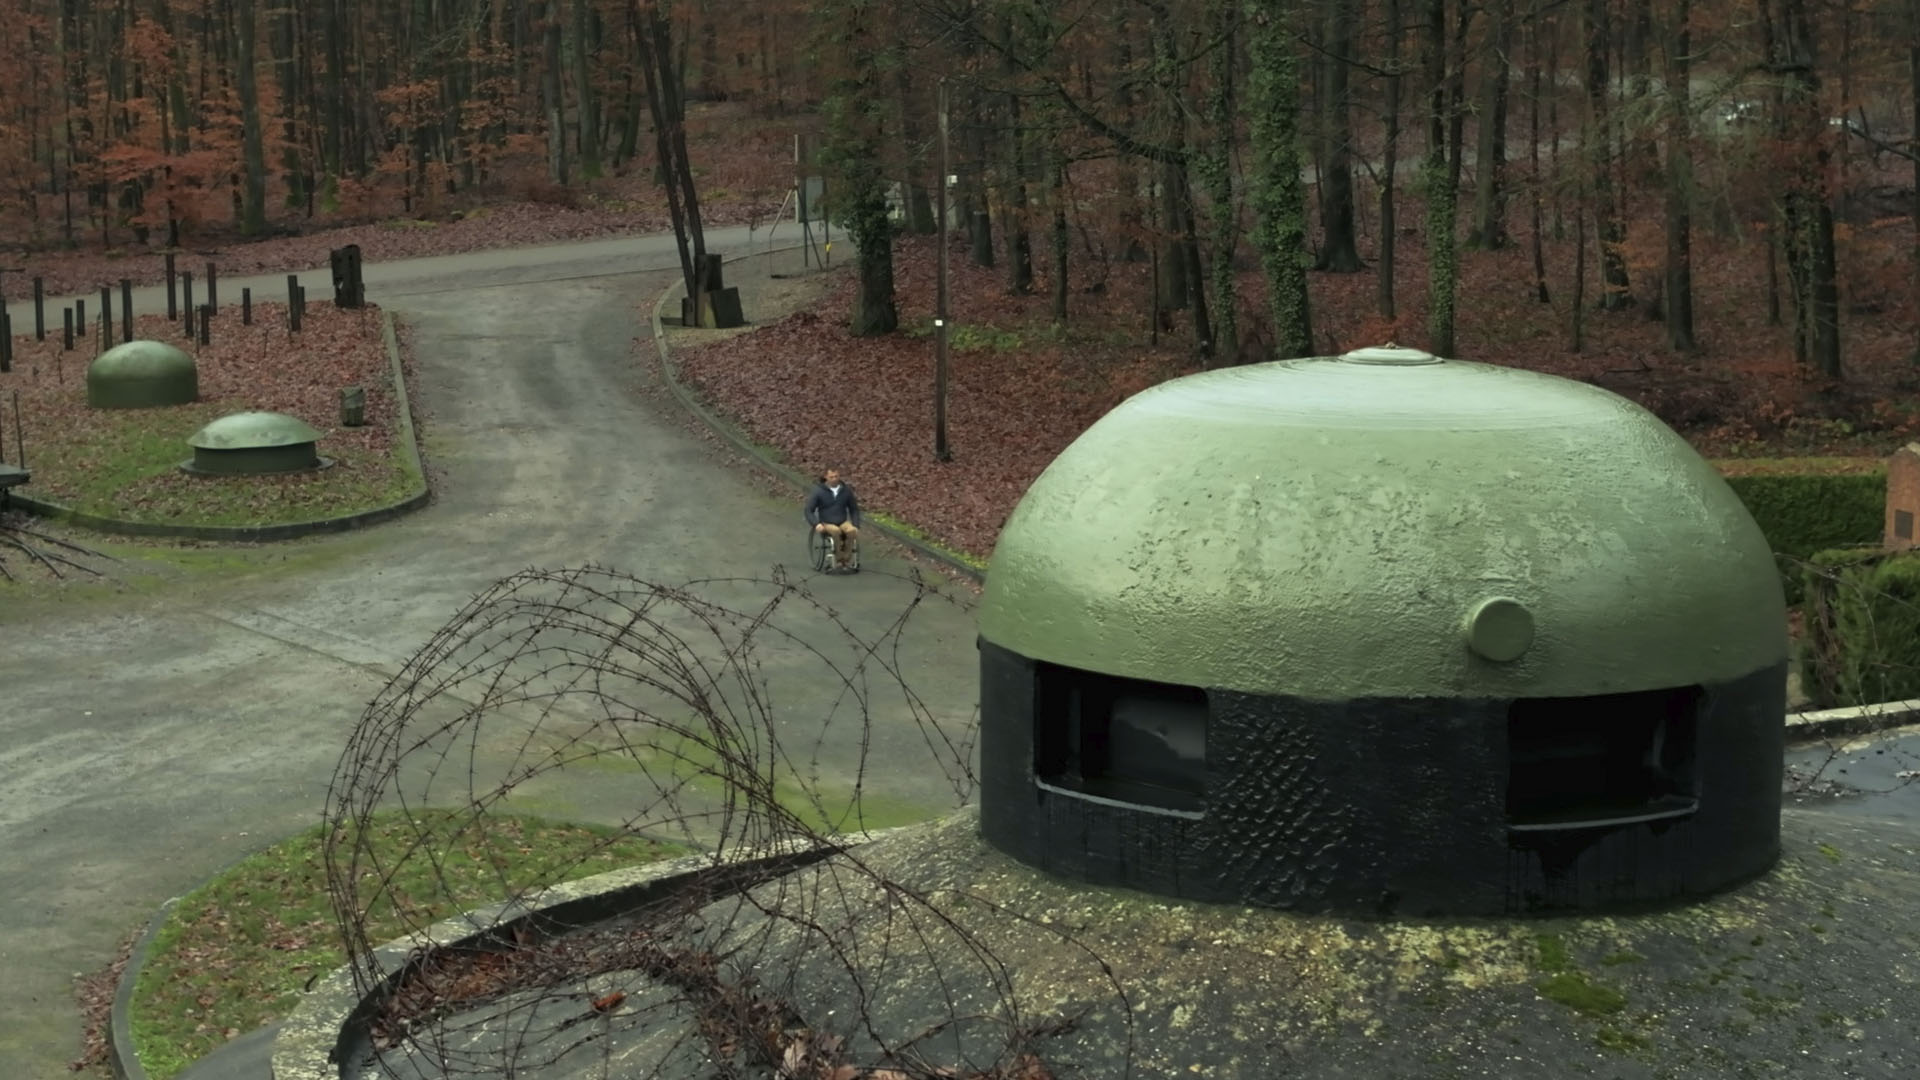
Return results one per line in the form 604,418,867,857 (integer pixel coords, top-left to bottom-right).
181,411,327,475
976,345,1788,917
86,340,199,409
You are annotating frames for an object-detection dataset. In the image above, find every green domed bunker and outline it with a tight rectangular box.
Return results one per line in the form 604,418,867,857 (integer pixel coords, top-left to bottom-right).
977,345,1788,917
180,411,328,476
85,339,199,409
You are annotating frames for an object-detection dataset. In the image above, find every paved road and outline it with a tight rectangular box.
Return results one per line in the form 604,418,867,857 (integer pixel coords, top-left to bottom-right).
0,227,980,1075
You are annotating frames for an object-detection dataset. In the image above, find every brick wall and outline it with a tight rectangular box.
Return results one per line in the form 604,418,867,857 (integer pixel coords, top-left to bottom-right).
1887,444,1920,551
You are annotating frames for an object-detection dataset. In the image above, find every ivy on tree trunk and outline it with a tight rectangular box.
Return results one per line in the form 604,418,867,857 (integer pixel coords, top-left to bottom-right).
1243,0,1313,360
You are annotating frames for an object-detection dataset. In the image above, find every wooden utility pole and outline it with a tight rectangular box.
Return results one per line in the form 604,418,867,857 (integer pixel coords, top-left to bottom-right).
934,78,953,462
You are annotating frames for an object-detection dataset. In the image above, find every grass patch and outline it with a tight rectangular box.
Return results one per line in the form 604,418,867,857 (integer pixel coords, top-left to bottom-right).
1600,949,1645,967
1535,971,1628,1016
543,733,936,835
129,810,682,1080
1817,842,1843,864
28,401,417,527
1533,933,1572,973
867,509,988,572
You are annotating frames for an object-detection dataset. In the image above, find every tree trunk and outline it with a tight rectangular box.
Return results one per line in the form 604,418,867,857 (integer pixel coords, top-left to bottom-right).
237,0,266,234
1528,0,1549,304
1772,0,1840,380
1315,0,1364,271
544,6,569,184
1466,0,1513,249
821,0,898,334
1912,0,1920,363
573,0,602,178
1425,0,1457,356
1379,0,1402,318
1051,148,1069,322
1244,0,1313,359
896,64,937,234
1203,0,1240,362
1662,0,1696,352
1585,0,1632,308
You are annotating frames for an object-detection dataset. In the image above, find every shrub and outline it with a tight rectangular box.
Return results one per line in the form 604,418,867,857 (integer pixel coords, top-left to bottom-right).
1715,460,1885,602
1801,548,1920,708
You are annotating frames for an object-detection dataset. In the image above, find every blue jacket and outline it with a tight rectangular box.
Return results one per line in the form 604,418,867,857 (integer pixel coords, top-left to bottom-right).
803,482,861,527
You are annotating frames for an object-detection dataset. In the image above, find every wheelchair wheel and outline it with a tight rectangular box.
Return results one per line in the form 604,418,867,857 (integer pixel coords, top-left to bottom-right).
808,528,833,572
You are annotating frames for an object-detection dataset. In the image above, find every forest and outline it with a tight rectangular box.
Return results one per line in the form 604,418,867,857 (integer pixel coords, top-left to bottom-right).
0,0,1916,446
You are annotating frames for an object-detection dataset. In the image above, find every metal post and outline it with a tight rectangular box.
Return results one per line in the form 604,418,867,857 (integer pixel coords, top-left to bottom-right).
75,298,85,341
0,313,11,373
100,286,111,348
121,279,133,343
205,262,217,313
63,307,73,351
32,277,44,340
198,305,211,346
183,273,195,339
934,78,953,463
12,390,22,468
165,253,177,320
242,287,252,325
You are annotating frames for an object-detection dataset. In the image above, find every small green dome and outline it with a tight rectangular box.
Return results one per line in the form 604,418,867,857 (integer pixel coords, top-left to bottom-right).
187,411,323,450
85,340,198,409
979,346,1787,700
180,411,326,476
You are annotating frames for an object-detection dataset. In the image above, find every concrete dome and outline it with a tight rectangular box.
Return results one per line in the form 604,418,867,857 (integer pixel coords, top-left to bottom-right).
975,345,1790,917
85,340,198,409
980,345,1785,700
181,411,325,475
187,410,323,450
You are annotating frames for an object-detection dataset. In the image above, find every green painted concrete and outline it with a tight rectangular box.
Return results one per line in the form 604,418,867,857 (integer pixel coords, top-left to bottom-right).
187,411,323,450
86,340,199,409
980,350,1788,699
184,411,324,475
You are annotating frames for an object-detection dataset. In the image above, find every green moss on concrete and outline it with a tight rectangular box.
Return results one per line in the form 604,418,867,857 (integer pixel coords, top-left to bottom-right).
1535,971,1628,1016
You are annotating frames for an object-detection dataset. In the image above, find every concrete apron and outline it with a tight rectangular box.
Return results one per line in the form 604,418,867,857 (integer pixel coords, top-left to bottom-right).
217,806,1920,1080
0,227,982,1077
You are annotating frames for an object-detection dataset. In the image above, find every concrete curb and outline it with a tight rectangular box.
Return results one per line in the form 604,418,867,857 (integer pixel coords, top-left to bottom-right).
1785,697,1920,741
647,251,986,584
106,897,176,1080
270,827,914,1080
10,309,430,543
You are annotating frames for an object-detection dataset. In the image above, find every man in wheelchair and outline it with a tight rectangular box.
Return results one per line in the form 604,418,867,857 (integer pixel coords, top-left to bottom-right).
803,466,862,572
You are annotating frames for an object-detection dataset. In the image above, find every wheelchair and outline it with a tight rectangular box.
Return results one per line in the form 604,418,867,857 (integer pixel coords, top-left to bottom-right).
808,525,860,573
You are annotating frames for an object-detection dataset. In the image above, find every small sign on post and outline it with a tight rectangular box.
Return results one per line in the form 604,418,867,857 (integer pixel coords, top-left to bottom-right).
1887,443,1920,551
340,385,367,427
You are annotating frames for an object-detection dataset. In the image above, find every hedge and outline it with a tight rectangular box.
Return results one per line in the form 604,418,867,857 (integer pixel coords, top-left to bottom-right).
1714,460,1885,602
1800,548,1920,708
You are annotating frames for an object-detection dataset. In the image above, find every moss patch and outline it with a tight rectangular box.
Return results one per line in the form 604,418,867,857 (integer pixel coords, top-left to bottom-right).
1535,971,1628,1016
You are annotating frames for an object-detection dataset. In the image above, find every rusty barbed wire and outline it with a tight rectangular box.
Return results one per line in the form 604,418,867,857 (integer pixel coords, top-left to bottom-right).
322,563,1133,1080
